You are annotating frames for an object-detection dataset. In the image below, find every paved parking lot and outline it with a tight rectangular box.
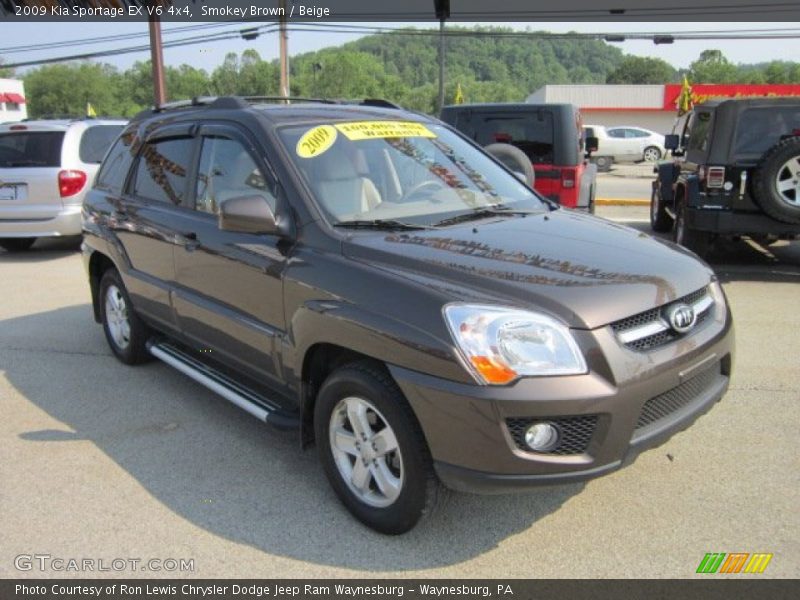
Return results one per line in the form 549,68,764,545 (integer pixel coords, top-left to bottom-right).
1,207,798,578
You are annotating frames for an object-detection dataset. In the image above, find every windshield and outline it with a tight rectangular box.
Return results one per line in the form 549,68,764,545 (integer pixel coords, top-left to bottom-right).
278,121,548,227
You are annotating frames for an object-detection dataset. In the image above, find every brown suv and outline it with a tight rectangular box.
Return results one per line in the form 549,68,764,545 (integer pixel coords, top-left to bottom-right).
82,97,734,534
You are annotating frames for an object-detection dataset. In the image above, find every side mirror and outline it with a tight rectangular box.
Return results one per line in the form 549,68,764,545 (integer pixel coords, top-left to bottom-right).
219,194,287,236
584,136,599,154
664,134,680,151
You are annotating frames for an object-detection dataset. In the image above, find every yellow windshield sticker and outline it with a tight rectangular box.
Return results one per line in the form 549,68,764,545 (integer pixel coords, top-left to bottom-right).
335,121,437,141
296,125,338,158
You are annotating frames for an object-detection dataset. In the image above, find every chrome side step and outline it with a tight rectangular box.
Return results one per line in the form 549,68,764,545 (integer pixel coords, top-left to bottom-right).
147,341,299,431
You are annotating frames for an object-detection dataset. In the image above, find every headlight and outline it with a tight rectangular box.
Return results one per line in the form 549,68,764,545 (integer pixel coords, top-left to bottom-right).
708,280,727,319
443,304,588,385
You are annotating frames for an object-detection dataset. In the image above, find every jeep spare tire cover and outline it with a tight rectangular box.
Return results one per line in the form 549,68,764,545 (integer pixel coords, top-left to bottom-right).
752,137,800,224
484,143,535,187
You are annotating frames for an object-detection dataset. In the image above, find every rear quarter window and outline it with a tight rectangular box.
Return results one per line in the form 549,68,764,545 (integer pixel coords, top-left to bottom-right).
0,131,65,168
95,131,137,195
79,125,124,164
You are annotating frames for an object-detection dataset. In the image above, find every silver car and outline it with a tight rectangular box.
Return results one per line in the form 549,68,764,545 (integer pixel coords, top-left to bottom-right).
0,118,125,251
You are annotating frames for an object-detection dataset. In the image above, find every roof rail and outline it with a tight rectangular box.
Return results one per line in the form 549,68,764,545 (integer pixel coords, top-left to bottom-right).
359,98,403,109
243,96,336,105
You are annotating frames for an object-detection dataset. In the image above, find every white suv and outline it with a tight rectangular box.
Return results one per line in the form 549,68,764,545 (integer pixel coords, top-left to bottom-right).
0,118,125,251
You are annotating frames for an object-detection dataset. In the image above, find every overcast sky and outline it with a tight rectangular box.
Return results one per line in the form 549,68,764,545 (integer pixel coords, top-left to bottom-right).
3,22,800,75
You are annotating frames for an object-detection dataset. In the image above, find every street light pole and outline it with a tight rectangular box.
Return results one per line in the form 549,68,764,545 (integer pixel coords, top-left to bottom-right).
434,0,450,114
279,0,289,100
148,15,166,106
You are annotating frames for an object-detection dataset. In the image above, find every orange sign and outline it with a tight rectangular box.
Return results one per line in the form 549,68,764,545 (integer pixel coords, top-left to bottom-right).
663,84,800,110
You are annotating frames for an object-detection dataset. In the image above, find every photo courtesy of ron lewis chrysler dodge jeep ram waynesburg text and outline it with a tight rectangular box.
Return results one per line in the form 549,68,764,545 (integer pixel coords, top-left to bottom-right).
82,97,734,534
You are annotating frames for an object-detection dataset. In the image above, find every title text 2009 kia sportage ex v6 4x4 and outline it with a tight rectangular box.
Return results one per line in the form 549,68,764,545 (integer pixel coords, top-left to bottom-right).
82,97,733,534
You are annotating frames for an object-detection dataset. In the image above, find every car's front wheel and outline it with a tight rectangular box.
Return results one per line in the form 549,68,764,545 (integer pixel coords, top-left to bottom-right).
315,362,440,534
99,269,151,365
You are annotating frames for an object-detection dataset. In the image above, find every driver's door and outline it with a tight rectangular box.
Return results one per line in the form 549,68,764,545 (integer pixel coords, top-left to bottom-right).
171,124,289,386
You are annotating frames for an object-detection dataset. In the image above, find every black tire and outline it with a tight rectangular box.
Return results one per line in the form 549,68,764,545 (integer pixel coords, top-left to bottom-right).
314,361,440,534
594,155,612,172
0,238,36,252
673,197,712,257
752,137,800,224
484,143,535,187
650,182,674,233
98,269,151,365
642,146,662,162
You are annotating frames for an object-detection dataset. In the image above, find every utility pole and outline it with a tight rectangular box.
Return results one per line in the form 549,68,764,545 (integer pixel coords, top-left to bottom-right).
148,12,166,106
434,0,450,114
279,0,289,100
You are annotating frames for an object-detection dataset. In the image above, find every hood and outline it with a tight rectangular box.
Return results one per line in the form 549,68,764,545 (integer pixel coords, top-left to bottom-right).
342,210,713,329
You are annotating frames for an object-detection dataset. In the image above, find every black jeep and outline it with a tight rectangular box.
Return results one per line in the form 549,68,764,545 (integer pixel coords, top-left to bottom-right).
651,97,800,254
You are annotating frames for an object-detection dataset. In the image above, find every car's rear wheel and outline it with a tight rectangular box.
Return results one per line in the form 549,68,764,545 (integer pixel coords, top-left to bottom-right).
650,182,674,232
753,137,800,224
99,269,151,365
643,146,662,162
314,361,440,534
0,238,36,252
674,198,712,256
593,155,612,171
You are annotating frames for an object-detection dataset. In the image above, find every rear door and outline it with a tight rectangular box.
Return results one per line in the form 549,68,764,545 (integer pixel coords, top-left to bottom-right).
115,125,196,330
605,128,641,161
0,128,65,221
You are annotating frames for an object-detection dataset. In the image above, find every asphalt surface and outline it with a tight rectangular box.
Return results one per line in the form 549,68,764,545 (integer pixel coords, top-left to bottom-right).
1,209,798,579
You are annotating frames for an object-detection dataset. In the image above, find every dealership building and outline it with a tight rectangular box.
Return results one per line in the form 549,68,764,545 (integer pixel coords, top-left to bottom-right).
526,84,800,133
0,79,27,123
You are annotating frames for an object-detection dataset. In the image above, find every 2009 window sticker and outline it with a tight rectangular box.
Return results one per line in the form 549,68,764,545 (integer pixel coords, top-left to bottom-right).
296,125,338,158
336,121,437,141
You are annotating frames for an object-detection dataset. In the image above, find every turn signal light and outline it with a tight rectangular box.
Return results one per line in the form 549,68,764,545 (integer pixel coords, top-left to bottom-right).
469,356,517,385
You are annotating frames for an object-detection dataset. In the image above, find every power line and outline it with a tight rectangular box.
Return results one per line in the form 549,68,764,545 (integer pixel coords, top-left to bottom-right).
4,23,800,71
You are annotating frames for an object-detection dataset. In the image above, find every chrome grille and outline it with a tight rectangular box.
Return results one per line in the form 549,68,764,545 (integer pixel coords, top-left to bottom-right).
612,287,712,352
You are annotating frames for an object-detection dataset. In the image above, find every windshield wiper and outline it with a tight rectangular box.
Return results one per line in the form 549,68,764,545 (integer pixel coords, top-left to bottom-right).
433,206,535,227
334,219,432,231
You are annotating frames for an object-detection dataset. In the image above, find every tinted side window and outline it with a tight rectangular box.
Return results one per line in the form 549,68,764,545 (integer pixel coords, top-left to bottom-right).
95,131,136,194
688,111,712,153
79,125,124,164
733,107,800,155
607,129,625,138
133,137,193,205
195,136,275,215
0,131,64,167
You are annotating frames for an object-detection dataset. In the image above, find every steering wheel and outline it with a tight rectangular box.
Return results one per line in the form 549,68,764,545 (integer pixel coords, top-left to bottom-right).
400,180,448,203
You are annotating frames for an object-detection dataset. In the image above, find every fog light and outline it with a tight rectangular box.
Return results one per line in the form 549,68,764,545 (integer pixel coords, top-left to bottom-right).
524,422,560,452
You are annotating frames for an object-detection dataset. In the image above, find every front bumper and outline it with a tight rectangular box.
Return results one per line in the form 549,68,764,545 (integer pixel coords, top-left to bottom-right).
390,301,734,494
0,204,82,238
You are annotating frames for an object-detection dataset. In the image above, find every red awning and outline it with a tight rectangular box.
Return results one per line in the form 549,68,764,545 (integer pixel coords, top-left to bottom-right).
4,93,26,103
0,93,9,103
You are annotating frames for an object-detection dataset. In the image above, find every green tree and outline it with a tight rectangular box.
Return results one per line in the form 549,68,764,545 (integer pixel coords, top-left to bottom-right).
0,59,14,79
607,56,676,84
24,62,121,118
689,49,739,83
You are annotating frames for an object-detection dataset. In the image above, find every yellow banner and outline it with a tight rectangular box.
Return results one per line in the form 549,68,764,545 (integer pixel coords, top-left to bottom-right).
335,121,436,141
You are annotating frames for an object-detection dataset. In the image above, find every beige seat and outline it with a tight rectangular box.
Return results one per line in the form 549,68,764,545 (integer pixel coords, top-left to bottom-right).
312,151,382,218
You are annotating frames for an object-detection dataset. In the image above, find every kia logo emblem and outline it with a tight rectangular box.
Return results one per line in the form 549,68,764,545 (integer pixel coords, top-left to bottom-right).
665,303,696,333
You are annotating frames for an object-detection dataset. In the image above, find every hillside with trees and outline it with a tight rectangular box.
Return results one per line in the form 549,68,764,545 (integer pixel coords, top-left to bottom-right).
7,27,800,119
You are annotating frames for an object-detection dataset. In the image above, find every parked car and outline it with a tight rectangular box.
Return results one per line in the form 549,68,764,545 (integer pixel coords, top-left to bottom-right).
651,97,800,255
584,124,666,170
83,97,733,534
0,118,126,251
441,103,598,212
